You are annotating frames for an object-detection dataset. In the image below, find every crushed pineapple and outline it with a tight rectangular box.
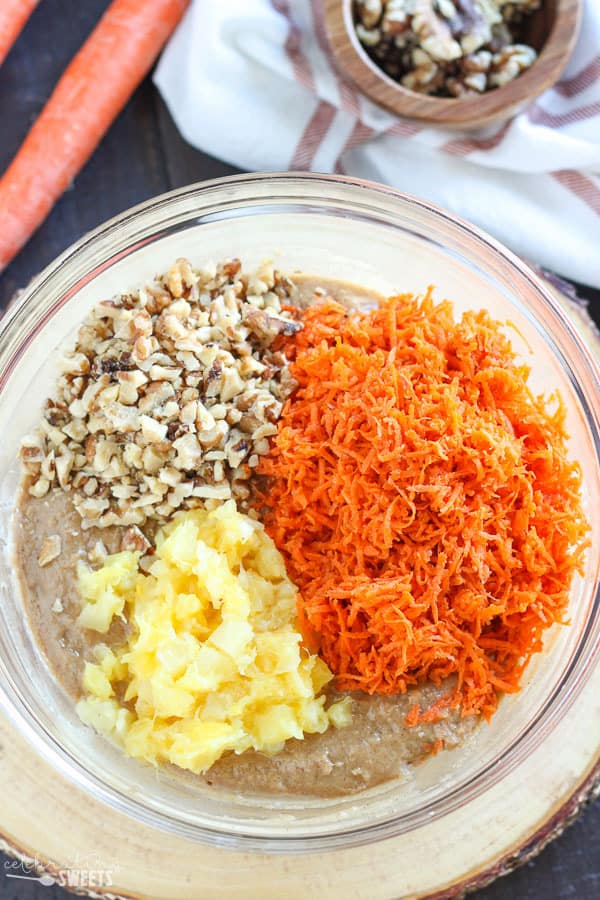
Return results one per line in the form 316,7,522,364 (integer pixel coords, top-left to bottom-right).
76,502,351,773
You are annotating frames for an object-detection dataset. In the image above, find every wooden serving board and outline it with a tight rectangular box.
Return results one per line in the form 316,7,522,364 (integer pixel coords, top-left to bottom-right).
0,280,599,900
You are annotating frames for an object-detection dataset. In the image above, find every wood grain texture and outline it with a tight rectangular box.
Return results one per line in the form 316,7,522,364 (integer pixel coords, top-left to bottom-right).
0,1,598,898
154,95,238,189
324,0,582,128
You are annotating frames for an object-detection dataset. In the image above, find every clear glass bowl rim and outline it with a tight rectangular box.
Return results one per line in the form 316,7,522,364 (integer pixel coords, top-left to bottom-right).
0,172,599,853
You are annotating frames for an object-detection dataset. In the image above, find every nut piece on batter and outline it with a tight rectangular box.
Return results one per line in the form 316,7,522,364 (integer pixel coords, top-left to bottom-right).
38,534,62,568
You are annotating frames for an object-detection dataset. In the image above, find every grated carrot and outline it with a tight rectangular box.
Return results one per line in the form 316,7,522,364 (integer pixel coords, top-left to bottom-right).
422,739,445,757
258,292,589,720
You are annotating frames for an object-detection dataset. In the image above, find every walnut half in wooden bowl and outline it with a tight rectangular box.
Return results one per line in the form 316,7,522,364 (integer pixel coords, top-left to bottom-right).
324,0,581,128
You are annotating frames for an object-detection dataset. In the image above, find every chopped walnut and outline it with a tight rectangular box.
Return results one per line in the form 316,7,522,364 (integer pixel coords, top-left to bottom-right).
87,540,108,566
29,477,50,498
38,534,62,568
356,0,384,29
22,259,300,526
353,0,538,96
121,525,152,554
402,47,442,92
489,42,536,87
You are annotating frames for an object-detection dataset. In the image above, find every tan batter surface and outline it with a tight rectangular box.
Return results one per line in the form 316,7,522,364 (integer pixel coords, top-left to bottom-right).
13,275,480,797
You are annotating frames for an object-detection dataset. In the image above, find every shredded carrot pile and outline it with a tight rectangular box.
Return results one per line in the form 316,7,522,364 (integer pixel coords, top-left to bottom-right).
258,292,589,720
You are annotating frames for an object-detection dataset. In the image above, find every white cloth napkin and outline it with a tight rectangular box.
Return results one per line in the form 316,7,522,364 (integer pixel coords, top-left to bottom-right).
154,0,600,288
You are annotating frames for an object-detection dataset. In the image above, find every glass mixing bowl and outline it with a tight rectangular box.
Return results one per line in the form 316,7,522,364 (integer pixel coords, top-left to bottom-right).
0,173,598,853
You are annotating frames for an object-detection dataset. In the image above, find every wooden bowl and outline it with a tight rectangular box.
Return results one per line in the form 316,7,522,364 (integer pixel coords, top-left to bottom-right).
324,0,582,128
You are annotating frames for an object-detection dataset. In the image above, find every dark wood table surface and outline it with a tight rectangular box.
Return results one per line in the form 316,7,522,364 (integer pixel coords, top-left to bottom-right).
0,3,598,898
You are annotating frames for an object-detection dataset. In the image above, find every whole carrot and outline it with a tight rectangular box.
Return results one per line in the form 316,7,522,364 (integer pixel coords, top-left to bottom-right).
0,0,189,272
0,0,38,68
